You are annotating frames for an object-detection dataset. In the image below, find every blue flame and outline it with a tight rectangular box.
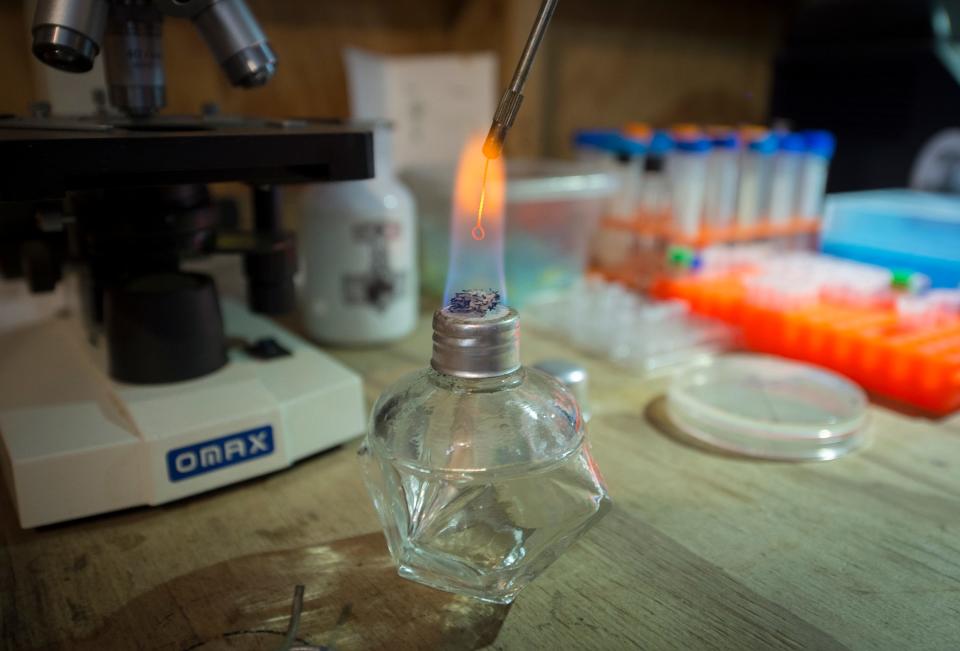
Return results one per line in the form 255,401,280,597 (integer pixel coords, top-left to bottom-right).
443,143,507,306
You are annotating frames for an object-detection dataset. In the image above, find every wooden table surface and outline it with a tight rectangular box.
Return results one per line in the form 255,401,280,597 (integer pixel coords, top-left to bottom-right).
3,313,960,650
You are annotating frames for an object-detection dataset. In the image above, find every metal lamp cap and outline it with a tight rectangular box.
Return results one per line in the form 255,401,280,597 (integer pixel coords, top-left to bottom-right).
431,307,520,378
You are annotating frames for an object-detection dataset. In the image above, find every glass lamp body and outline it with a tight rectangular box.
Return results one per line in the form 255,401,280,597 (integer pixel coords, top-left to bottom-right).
360,366,610,604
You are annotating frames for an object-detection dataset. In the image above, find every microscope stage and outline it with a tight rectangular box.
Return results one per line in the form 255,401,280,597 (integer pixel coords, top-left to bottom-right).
0,120,374,201
0,300,366,528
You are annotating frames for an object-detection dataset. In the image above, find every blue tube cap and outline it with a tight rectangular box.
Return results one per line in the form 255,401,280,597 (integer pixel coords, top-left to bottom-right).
573,129,647,157
711,133,740,150
649,130,675,155
676,137,711,153
618,134,649,156
573,129,621,151
746,132,777,155
779,133,807,153
803,130,836,159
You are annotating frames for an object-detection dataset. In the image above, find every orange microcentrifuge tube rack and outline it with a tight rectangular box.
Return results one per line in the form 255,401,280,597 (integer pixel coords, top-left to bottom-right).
652,273,960,415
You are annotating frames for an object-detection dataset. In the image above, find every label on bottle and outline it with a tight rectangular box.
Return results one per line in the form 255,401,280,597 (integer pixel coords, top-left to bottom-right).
341,220,408,311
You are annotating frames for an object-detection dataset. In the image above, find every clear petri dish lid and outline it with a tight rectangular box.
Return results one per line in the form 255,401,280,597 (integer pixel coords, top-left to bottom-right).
666,354,869,461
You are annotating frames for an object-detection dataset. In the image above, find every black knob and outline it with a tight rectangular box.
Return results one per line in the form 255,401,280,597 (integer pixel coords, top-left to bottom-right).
105,272,227,384
243,233,297,315
21,239,62,292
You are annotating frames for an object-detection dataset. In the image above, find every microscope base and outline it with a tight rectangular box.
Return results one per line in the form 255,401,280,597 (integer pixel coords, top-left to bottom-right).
0,299,365,528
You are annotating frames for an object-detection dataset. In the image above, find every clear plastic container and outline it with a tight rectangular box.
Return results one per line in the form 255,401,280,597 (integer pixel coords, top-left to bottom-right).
667,354,869,461
403,159,616,307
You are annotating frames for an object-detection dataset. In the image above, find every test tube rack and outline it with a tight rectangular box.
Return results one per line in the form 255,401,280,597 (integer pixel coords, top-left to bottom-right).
599,214,822,248
652,254,960,415
584,125,834,290
592,214,821,291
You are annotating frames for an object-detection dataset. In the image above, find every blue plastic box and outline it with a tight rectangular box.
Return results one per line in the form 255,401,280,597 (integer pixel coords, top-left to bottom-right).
821,190,960,288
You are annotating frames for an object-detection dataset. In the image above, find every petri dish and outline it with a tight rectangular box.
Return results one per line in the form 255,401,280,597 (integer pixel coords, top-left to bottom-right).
666,353,869,461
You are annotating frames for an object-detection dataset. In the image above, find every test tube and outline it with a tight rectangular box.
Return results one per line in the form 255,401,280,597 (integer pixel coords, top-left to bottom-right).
623,123,653,219
572,129,645,220
703,131,740,231
575,130,621,270
573,129,620,167
768,132,806,224
614,132,648,221
894,290,955,329
638,129,675,225
795,130,836,221
669,135,711,239
736,129,777,229
574,129,645,270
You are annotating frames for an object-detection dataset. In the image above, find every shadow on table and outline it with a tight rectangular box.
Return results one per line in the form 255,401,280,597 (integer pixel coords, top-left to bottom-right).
73,531,510,651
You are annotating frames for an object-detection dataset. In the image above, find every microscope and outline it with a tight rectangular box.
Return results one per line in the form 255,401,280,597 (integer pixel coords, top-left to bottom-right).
32,0,278,114
0,0,374,527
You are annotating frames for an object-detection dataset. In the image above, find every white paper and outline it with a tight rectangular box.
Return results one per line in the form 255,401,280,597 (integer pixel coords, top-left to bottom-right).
344,47,497,171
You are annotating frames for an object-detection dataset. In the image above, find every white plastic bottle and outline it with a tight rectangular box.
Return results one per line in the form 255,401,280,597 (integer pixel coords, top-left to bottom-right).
300,122,417,344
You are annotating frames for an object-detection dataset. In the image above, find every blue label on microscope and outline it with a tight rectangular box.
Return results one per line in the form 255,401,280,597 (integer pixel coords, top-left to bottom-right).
166,425,274,482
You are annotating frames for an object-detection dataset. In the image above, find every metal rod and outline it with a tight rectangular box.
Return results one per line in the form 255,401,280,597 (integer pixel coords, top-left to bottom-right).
508,0,558,93
482,0,558,159
277,584,306,651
